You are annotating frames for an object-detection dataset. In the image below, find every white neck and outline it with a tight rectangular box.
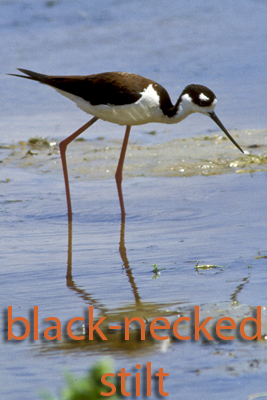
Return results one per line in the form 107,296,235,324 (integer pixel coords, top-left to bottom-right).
164,93,217,125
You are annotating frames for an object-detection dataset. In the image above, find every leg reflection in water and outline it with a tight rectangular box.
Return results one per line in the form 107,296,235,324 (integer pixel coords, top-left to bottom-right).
65,217,141,310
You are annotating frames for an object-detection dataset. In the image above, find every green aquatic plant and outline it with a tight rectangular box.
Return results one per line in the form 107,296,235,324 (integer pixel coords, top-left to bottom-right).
28,137,51,148
230,153,267,172
151,264,164,279
255,251,267,259
40,359,119,400
0,178,10,183
195,262,225,270
151,264,164,273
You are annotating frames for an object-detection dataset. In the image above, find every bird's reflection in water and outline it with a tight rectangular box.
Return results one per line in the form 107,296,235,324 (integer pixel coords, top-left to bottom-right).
118,218,141,305
66,220,108,315
44,218,250,354
54,218,177,354
66,217,141,311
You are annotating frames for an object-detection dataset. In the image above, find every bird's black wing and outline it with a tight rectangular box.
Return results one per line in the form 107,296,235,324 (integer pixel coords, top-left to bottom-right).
11,69,175,112
11,70,155,106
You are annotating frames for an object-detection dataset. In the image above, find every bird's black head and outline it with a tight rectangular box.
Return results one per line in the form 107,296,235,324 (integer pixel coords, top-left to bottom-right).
177,84,244,153
181,84,217,108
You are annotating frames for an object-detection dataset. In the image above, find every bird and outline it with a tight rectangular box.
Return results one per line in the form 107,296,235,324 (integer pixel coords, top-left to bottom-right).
10,69,244,220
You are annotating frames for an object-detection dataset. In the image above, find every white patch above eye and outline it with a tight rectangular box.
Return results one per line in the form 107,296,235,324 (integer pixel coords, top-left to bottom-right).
199,93,210,102
181,93,192,103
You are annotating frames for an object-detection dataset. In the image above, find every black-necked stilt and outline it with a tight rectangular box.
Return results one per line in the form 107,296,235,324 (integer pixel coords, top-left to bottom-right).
10,69,244,219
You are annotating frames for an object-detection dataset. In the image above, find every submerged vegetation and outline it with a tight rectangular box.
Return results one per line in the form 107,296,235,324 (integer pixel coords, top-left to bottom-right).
195,262,226,270
27,137,52,148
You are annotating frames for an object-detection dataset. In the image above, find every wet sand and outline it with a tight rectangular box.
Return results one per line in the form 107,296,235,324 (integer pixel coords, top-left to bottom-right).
2,128,267,179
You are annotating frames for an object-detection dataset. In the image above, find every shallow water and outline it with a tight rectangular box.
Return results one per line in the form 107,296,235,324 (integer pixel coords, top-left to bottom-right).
1,1,267,399
2,169,267,400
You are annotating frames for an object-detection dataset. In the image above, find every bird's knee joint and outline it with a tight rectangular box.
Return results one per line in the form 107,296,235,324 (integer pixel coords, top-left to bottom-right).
115,172,122,184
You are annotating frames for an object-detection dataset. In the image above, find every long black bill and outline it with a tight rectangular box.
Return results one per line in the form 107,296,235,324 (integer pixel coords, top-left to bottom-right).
208,112,244,154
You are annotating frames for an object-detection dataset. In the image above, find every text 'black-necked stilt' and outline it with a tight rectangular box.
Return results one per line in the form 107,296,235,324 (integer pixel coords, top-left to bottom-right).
10,69,244,219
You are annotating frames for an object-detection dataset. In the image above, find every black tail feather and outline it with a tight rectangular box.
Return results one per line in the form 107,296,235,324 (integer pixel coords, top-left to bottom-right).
7,68,47,82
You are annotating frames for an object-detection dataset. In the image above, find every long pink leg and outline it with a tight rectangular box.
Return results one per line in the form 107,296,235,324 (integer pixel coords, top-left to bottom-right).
115,125,131,217
59,116,98,220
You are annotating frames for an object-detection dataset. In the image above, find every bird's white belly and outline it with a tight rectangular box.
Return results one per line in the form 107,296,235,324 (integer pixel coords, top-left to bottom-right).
55,87,168,126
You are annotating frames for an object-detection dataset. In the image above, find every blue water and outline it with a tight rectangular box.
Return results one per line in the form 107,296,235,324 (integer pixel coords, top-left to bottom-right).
1,0,267,143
